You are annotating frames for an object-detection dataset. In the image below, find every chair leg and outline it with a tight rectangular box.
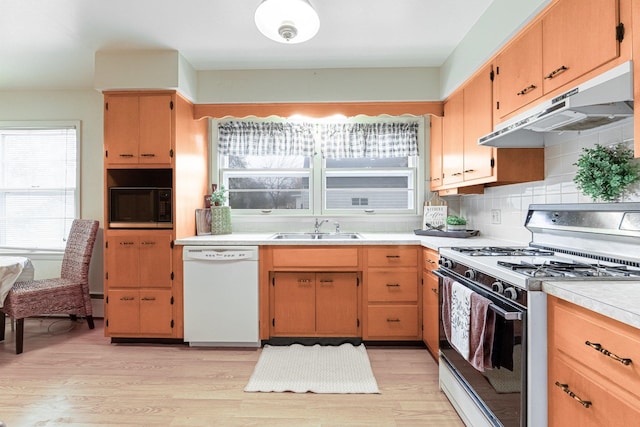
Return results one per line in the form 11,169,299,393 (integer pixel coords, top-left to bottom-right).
86,315,95,329
0,313,5,341
16,318,24,354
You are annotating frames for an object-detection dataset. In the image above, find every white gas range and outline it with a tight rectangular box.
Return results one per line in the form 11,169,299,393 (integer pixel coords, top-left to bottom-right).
436,203,640,427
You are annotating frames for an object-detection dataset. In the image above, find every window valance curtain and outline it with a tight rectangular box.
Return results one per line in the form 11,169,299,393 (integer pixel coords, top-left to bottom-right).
218,122,315,156
218,121,419,159
319,122,418,159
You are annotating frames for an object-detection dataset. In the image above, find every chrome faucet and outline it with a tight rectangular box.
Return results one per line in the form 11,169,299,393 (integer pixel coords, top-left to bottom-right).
334,221,341,233
314,218,329,233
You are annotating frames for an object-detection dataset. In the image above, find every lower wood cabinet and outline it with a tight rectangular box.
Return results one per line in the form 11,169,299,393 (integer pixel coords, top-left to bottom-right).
364,246,421,340
422,248,439,359
548,296,640,426
106,289,173,336
271,271,360,337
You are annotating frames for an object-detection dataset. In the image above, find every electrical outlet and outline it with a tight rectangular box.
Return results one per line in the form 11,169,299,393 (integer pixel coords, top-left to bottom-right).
491,209,501,224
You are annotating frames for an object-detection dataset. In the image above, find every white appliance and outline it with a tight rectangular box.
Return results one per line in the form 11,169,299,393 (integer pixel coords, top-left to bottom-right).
478,61,634,148
436,203,640,427
183,246,260,347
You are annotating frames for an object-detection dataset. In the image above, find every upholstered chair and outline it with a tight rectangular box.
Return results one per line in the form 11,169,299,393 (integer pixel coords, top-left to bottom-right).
0,219,99,354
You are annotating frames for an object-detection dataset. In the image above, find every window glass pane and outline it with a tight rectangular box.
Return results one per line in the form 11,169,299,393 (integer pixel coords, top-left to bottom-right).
226,173,310,210
324,170,414,210
0,126,78,250
226,155,310,169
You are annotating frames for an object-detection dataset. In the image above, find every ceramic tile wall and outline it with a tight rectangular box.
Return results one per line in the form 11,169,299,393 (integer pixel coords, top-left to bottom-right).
453,118,638,244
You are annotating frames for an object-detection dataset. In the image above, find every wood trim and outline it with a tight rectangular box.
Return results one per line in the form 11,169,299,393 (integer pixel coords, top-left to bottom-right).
194,101,443,119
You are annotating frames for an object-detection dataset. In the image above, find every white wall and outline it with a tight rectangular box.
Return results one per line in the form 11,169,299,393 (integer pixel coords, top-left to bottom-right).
453,119,639,244
0,89,105,314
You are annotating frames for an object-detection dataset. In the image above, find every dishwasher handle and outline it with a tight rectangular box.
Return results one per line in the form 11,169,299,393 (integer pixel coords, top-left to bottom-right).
183,246,259,261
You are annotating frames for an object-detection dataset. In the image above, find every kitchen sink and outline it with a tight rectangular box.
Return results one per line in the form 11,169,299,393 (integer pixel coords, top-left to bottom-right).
270,232,362,240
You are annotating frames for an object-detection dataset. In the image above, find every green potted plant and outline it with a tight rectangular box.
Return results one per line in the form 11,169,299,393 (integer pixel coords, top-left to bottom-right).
446,215,467,231
210,184,231,234
573,143,640,202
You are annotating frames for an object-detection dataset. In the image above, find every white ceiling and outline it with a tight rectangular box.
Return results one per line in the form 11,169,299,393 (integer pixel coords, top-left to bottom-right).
0,0,495,90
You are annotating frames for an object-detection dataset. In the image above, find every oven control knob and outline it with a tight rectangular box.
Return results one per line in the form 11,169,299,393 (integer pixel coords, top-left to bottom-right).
440,259,455,269
504,287,518,301
491,281,504,294
464,269,476,280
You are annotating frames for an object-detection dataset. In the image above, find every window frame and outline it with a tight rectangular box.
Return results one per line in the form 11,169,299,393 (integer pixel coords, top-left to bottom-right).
212,116,425,217
0,120,81,251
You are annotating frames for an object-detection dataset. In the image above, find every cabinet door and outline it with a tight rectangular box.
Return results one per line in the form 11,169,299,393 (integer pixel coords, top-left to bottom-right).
106,234,140,287
494,21,543,122
272,272,315,335
138,231,173,287
138,95,173,164
104,95,139,165
106,289,140,334
422,270,439,358
442,91,464,186
316,273,358,335
429,115,444,190
139,289,174,335
542,0,619,94
463,65,495,183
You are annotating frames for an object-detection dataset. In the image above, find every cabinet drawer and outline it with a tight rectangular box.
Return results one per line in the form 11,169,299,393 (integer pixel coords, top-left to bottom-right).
549,354,640,427
367,268,418,302
366,247,418,267
271,247,359,268
367,305,418,338
423,249,439,271
552,300,640,396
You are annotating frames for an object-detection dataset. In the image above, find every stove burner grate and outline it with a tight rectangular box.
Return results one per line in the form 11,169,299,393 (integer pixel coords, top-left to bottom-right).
497,260,640,278
451,246,555,257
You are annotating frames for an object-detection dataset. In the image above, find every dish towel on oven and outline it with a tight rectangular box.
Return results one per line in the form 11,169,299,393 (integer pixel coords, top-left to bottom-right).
442,277,496,372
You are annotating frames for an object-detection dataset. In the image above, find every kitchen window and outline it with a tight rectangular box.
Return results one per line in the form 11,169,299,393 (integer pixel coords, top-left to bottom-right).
216,117,422,216
0,122,79,250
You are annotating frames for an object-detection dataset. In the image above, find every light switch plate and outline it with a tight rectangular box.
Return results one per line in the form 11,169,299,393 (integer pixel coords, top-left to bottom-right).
491,209,501,224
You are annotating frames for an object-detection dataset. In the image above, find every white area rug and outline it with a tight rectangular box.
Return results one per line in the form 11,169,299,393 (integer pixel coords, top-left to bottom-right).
244,343,380,394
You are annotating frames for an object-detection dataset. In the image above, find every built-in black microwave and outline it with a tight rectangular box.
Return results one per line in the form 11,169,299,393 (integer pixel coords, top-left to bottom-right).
109,187,172,229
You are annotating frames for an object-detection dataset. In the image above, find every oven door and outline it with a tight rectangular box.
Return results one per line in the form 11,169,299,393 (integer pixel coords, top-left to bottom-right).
435,268,526,427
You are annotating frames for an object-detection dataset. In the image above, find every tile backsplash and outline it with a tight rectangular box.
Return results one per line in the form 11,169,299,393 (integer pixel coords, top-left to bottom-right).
453,118,638,244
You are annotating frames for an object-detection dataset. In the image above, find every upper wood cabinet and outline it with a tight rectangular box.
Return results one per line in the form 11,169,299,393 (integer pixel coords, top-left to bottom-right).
429,115,443,191
494,21,543,122
462,64,495,184
441,90,464,187
542,0,621,94
104,93,173,165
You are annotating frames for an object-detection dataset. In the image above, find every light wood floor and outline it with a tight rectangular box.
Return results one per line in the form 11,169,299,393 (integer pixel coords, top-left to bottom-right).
0,317,463,426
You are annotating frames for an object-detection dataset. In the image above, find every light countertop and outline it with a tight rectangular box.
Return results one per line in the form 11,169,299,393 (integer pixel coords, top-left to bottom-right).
174,232,517,251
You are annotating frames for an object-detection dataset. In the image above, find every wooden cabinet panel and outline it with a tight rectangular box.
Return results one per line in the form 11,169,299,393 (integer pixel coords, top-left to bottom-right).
107,289,173,336
422,248,439,358
272,272,316,335
104,93,173,165
542,0,620,94
429,115,444,190
139,289,173,335
367,305,419,338
138,233,173,287
552,298,640,396
442,90,464,186
366,246,418,268
106,289,140,335
272,247,359,268
549,355,640,427
271,272,359,337
316,272,358,335
367,268,418,302
494,21,543,122
462,64,495,183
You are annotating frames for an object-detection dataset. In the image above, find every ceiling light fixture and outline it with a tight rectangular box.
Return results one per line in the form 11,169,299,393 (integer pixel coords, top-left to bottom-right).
254,0,320,44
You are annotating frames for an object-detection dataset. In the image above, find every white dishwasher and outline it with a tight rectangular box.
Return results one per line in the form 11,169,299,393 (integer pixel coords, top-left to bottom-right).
183,246,260,347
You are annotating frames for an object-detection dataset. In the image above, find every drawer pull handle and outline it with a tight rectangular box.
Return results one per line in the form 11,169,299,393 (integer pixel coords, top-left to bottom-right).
386,255,401,259
118,153,134,158
426,259,437,265
386,318,401,323
298,279,312,284
140,153,156,157
554,382,592,408
544,65,568,79
517,84,537,96
585,341,632,366
119,296,135,301
386,283,400,287
140,241,156,245
319,279,334,284
141,297,156,301
431,287,439,295
120,241,135,246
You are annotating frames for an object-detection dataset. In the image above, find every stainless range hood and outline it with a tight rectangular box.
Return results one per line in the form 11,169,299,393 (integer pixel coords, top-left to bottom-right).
479,61,634,148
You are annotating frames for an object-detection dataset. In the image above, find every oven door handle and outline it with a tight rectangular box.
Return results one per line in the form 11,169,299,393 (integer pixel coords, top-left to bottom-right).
433,269,523,321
